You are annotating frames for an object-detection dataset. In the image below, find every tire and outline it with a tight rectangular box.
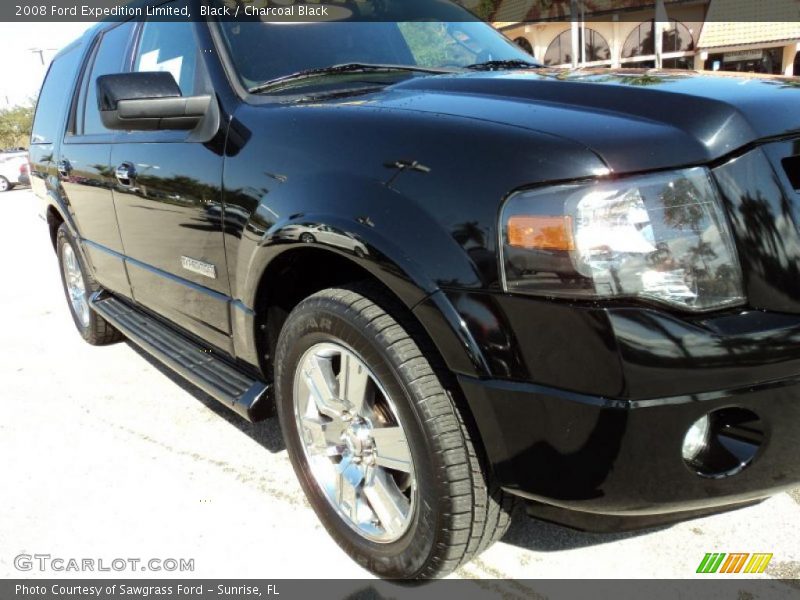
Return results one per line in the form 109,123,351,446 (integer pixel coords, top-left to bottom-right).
299,232,316,244
0,176,10,193
274,284,514,579
56,224,123,345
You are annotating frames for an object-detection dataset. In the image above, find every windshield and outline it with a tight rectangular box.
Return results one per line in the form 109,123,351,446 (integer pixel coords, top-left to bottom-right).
218,20,536,92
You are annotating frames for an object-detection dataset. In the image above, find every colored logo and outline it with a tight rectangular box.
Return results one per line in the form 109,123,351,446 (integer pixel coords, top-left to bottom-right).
696,553,773,574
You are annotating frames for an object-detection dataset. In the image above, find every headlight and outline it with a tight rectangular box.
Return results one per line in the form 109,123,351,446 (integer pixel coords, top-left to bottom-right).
500,167,745,312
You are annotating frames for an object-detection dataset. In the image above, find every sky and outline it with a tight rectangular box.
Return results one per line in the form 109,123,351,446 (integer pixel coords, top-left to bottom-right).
0,22,95,108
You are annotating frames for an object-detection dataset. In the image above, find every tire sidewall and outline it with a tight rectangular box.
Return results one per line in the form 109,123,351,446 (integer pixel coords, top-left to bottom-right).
56,226,94,340
275,297,443,578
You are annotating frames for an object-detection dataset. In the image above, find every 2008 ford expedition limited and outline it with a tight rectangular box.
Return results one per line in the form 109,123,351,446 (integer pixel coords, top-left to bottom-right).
30,0,800,579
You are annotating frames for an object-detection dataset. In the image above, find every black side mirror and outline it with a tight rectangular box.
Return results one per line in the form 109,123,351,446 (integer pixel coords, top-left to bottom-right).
97,72,212,132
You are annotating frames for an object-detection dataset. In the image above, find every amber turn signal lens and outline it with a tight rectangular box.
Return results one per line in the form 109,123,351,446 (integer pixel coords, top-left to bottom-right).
507,215,575,251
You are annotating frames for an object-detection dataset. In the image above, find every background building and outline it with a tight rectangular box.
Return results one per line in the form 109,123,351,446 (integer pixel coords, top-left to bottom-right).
493,0,800,75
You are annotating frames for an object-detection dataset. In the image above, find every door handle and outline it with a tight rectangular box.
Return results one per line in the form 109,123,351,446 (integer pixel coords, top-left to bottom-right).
115,162,136,187
57,160,71,178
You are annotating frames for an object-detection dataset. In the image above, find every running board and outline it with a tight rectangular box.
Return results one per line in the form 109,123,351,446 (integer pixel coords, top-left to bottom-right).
91,293,271,422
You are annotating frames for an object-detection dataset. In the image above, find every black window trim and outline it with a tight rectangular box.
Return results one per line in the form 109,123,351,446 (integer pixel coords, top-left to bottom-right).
206,18,252,104
66,31,99,139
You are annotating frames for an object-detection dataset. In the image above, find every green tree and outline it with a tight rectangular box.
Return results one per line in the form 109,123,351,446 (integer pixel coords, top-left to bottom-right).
474,0,499,20
398,22,475,67
0,99,36,150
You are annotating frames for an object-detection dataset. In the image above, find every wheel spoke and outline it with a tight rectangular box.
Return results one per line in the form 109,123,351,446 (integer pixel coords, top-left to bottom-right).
363,468,409,538
371,426,413,473
336,455,365,521
338,474,359,521
340,352,371,416
300,415,345,456
338,454,365,487
304,355,348,418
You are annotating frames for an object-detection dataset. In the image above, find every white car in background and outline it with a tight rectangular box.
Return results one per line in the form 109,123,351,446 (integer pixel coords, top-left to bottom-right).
0,151,30,192
277,223,369,257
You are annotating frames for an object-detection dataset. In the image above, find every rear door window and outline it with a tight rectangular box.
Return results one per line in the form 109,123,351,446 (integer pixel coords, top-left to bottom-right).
31,46,81,144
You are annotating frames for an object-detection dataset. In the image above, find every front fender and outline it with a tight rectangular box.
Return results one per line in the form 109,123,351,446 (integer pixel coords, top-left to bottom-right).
226,172,491,377
234,172,483,307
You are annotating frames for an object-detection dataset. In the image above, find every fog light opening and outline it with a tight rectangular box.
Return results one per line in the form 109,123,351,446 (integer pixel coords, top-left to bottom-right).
682,415,710,462
682,408,764,478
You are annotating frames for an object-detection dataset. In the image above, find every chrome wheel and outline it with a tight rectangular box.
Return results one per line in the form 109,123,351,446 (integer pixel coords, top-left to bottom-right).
293,342,416,543
0,177,8,192
62,244,90,328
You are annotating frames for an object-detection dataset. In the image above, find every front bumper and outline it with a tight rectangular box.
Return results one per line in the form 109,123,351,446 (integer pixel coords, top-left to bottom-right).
459,372,800,517
447,292,800,518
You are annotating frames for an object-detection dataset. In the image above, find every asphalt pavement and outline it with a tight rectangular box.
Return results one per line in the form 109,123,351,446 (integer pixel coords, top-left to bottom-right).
1,188,799,590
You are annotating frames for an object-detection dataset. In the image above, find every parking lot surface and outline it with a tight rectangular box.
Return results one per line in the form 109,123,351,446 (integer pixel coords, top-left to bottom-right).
1,188,799,587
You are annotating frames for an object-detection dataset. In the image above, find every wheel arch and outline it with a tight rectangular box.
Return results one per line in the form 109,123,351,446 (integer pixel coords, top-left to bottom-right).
46,204,66,250
250,243,487,377
42,188,77,251
247,242,492,450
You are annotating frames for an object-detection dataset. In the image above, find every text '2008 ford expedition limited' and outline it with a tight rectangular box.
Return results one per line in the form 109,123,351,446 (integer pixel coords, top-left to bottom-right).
30,0,800,579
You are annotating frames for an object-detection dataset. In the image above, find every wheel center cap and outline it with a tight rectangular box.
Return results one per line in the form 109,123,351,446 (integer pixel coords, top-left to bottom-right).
342,420,373,459
344,432,362,456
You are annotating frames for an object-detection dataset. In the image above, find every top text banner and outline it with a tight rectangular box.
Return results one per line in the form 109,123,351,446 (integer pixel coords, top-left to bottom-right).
4,0,800,22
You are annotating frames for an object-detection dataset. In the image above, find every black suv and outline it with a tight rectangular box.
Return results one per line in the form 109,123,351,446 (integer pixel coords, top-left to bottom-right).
31,0,800,579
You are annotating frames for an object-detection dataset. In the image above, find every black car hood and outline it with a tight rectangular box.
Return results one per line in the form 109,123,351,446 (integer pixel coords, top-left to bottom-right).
373,69,800,173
